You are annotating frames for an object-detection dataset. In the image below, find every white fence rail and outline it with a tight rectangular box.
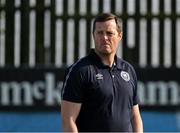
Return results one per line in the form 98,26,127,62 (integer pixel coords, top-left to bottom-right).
0,0,180,68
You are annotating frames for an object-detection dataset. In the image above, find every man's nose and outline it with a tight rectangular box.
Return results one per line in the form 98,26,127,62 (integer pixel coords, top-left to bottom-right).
102,34,108,39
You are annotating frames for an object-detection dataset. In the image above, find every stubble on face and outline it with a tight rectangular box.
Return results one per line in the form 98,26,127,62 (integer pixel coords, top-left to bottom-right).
93,19,121,56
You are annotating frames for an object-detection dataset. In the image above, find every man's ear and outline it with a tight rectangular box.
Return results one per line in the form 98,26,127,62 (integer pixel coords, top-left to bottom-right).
119,32,123,40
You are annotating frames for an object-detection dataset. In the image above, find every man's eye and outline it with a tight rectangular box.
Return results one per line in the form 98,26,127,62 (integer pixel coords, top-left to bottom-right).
107,32,114,36
97,31,103,35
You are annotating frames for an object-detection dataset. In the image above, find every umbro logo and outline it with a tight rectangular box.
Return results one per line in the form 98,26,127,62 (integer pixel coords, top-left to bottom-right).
95,73,103,80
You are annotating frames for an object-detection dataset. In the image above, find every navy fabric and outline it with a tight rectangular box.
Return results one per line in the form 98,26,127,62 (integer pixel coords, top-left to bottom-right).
62,49,139,132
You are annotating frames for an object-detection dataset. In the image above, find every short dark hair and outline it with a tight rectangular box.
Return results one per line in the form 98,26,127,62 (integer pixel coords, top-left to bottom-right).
92,13,123,33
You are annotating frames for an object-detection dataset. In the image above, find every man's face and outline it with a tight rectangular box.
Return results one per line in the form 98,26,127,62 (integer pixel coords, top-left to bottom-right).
93,19,122,55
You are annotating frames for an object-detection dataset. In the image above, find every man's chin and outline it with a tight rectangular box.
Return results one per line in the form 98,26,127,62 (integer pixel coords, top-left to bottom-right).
99,50,112,55
95,48,113,55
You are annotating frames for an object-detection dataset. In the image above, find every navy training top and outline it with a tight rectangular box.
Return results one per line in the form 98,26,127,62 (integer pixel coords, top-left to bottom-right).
62,49,139,132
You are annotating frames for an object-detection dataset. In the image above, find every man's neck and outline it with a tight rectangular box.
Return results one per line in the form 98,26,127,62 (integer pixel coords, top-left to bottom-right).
95,51,115,67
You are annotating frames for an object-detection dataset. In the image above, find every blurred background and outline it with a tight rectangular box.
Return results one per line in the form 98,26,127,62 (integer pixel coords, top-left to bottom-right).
0,0,180,132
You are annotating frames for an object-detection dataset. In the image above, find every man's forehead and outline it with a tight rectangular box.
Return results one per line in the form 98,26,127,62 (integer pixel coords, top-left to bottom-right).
95,21,117,31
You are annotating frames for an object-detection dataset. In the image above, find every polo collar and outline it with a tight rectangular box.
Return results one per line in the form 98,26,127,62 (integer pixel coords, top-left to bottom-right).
114,55,123,70
89,49,123,70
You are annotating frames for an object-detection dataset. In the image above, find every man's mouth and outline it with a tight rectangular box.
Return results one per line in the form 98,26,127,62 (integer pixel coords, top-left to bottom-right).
102,42,110,46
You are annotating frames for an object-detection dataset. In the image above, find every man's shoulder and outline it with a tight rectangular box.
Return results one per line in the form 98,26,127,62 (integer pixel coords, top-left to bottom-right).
117,57,134,70
67,56,92,72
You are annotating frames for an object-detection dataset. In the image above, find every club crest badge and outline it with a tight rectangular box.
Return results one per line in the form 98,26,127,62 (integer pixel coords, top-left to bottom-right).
121,71,130,81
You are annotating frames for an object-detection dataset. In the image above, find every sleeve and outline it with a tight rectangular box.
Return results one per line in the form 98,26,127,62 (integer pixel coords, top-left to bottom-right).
61,66,85,103
131,66,140,105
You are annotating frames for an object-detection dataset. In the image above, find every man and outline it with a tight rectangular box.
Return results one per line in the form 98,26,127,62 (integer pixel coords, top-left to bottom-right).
61,13,143,132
